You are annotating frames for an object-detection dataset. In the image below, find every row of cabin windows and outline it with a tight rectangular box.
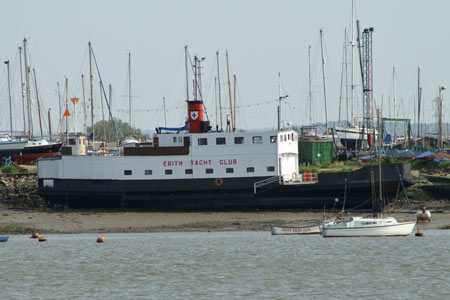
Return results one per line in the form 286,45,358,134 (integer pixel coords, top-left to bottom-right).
124,166,275,176
198,136,277,146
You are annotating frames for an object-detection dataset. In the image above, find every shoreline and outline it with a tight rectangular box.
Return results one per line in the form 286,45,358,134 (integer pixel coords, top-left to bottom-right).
1,204,449,235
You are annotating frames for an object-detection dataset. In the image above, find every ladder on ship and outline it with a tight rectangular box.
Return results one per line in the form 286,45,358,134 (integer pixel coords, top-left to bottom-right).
253,176,281,194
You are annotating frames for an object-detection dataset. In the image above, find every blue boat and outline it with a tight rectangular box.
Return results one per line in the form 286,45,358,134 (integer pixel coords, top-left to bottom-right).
0,236,9,242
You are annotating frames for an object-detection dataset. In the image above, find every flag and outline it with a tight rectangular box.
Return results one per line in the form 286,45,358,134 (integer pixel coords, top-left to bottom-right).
63,108,71,117
71,97,80,105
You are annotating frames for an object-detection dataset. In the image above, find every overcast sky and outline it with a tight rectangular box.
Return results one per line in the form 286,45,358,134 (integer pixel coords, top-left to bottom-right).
1,0,450,135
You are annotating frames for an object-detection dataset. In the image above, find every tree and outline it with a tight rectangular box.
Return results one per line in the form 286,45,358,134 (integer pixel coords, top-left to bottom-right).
87,119,150,143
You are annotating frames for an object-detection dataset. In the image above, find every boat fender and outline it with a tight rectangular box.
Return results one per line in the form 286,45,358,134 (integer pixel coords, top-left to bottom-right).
215,178,223,186
30,232,40,239
292,172,297,180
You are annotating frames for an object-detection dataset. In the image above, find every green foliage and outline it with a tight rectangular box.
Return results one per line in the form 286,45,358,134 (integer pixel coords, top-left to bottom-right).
0,165,23,174
87,119,150,143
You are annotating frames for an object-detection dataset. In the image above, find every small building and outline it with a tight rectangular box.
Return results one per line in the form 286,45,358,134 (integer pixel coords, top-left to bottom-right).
298,139,333,165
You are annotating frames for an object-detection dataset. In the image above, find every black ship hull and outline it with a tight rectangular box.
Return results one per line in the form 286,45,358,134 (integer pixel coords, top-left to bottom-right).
38,163,413,210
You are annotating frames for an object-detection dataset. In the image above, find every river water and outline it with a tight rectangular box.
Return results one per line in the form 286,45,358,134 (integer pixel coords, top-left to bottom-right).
1,230,449,299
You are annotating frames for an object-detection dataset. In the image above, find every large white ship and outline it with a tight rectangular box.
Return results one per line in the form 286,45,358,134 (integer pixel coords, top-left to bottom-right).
37,98,413,210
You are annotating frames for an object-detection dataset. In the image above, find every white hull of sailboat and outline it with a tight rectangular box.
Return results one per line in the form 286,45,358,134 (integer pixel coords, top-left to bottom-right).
322,217,416,237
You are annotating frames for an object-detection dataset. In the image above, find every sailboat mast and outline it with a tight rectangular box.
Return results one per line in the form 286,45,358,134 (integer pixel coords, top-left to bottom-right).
89,42,95,142
351,0,355,123
216,51,223,131
278,72,282,131
392,67,397,139
226,51,234,132
128,52,133,128
417,67,421,138
32,69,44,138
81,74,87,137
18,46,27,136
308,46,313,127
4,60,13,135
163,97,167,127
23,38,33,138
320,29,329,135
65,78,69,144
233,74,237,131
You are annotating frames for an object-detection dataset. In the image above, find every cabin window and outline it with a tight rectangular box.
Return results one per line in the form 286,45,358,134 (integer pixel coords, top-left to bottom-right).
69,138,76,145
280,135,284,142
234,137,244,144
124,170,132,175
165,170,173,175
292,133,295,140
287,134,291,141
198,138,208,145
267,166,275,172
247,167,255,173
216,137,226,145
205,168,214,174
270,136,277,143
185,169,193,174
173,137,177,143
178,136,183,142
144,170,152,175
226,168,234,173
252,136,262,144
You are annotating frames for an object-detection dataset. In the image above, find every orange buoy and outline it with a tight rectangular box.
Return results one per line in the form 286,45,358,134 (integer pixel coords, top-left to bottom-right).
415,231,424,237
97,237,105,243
38,236,47,242
30,232,40,239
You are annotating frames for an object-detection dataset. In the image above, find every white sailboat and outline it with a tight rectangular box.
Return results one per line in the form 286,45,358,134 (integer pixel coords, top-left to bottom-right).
323,111,416,237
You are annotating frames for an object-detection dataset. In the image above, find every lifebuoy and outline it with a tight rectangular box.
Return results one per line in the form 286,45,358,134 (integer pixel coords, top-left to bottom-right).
215,178,223,186
292,172,297,179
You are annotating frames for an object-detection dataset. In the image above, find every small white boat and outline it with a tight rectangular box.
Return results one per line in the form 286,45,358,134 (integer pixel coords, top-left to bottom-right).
322,216,416,237
416,207,431,223
270,222,324,235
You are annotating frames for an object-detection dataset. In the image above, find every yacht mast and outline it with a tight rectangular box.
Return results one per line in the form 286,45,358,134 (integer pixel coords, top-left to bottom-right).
216,51,223,131
320,29,329,135
89,42,94,142
128,52,133,129
351,0,356,123
32,68,43,138
308,46,313,127
226,51,234,132
18,46,26,136
417,67,421,138
4,60,13,135
23,38,33,138
81,74,87,137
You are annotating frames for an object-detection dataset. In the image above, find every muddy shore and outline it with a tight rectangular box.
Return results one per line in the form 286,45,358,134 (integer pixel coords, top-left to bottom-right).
1,174,449,234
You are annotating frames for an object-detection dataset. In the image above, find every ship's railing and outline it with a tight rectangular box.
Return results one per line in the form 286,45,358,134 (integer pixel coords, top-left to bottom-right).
253,176,281,194
282,172,318,185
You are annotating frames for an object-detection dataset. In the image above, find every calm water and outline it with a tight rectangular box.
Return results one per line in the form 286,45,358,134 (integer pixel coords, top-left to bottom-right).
1,230,449,300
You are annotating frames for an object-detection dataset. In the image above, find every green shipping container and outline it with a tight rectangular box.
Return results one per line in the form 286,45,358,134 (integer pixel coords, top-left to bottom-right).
298,140,333,165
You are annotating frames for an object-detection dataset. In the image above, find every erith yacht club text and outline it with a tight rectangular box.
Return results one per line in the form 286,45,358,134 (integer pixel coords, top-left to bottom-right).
163,159,237,167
